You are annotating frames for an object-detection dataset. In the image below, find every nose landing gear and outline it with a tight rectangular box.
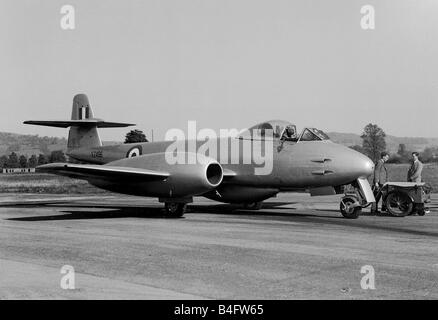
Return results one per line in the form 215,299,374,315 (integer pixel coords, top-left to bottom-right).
340,195,362,219
339,179,374,219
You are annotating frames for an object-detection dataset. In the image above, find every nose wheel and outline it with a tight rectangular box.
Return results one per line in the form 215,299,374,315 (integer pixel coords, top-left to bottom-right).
340,195,362,219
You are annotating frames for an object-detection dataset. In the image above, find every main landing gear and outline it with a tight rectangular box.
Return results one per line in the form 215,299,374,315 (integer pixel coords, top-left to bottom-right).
164,203,187,217
160,197,192,218
243,201,263,210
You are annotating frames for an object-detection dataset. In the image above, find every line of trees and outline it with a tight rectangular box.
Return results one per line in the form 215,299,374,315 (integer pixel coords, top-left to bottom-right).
350,123,438,164
0,129,149,169
390,144,438,164
0,150,66,169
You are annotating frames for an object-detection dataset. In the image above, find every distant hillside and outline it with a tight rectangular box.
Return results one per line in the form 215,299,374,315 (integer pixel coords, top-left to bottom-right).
1,131,438,157
0,132,67,157
0,132,120,157
327,132,438,153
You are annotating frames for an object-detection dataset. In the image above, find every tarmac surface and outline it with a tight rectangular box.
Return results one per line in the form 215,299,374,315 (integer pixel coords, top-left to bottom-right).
0,192,437,299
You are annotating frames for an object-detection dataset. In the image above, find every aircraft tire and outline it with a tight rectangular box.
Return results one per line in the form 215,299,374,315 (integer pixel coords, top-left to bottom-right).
164,203,186,218
340,197,361,219
243,202,263,210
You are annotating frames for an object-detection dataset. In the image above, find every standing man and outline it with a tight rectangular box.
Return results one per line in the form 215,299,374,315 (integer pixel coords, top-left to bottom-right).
407,152,423,183
371,151,390,214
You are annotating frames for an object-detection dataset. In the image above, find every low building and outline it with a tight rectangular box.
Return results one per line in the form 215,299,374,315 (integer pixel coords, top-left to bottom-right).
2,168,36,174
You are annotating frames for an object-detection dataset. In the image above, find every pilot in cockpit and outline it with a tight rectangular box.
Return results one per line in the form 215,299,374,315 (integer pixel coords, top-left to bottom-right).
281,125,298,142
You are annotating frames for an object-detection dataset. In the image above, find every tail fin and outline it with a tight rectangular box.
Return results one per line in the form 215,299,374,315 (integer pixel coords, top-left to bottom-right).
24,93,135,151
71,93,94,120
68,94,101,149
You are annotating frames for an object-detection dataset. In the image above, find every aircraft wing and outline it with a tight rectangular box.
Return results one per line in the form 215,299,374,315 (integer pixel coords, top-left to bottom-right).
37,163,169,181
222,168,237,180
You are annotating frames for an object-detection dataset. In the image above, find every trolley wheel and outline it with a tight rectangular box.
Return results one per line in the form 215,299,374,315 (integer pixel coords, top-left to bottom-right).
385,192,413,217
340,197,361,219
414,204,426,216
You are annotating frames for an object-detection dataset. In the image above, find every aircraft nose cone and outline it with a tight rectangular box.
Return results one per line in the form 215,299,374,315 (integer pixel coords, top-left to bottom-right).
350,150,374,178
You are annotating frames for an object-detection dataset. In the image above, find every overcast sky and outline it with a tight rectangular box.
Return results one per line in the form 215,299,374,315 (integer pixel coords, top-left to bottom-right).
1,0,437,141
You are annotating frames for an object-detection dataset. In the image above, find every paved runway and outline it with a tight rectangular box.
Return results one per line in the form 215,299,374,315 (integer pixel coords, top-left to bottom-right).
0,193,437,299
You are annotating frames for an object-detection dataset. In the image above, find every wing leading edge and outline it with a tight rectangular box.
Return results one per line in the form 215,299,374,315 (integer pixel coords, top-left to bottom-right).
37,163,169,181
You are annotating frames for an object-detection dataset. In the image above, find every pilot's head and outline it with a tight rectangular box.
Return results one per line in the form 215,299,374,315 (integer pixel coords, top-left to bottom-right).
285,126,295,137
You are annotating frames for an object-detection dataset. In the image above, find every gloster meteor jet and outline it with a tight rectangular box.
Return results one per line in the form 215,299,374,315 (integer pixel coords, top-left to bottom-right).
24,94,375,218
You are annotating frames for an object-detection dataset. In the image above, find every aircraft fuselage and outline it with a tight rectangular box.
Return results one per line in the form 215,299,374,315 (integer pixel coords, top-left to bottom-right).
67,137,374,203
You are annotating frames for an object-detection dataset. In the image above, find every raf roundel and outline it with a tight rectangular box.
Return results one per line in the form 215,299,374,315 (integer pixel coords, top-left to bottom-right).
127,146,142,158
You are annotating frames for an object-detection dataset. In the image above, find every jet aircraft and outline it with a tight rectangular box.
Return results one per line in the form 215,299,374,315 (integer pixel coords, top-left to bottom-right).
25,94,375,218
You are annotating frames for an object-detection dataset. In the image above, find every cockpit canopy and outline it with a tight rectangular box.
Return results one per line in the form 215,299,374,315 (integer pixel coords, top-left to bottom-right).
237,120,330,142
299,127,331,141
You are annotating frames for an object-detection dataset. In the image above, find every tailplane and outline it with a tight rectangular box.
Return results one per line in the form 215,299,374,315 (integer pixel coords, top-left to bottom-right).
24,94,135,151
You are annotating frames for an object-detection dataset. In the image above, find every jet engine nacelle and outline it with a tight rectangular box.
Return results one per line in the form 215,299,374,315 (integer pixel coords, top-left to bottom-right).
106,152,223,198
